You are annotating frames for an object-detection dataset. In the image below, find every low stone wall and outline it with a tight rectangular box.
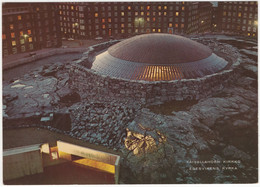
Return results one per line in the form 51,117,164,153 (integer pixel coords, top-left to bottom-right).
3,48,87,70
70,54,241,105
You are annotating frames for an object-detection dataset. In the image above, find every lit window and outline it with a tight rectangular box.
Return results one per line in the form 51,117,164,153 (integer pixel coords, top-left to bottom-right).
158,12,162,16
223,11,226,16
182,6,185,10
11,32,15,38
18,15,22,20
135,12,138,16
108,18,111,23
164,6,167,10
153,17,156,22
147,17,150,21
158,6,161,10
248,33,251,36
164,12,167,16
12,41,16,46
102,25,105,29
20,39,25,44
71,6,74,10
102,18,105,23
121,29,125,33
29,37,33,42
158,28,161,32
181,24,184,28
152,28,156,32
28,30,31,35
169,23,173,27
121,23,124,28
176,12,179,16
59,11,62,15
10,24,14,30
3,34,6,40
141,12,144,16
147,12,150,16
95,13,98,17
128,6,131,10
121,12,124,16
175,24,178,28
147,6,150,10
20,31,23,36
238,12,241,17
141,6,144,10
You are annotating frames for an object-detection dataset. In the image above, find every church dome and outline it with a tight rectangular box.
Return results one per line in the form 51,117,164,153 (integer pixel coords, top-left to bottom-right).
91,33,228,81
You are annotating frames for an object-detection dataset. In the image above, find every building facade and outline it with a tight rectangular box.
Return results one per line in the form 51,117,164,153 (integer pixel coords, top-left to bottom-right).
2,3,62,57
57,2,212,39
217,1,258,37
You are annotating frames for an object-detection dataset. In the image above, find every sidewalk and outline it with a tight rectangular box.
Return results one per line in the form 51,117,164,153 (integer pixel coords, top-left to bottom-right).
2,39,110,70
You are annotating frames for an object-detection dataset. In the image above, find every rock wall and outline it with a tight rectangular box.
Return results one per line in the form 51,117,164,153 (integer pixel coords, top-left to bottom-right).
69,42,241,105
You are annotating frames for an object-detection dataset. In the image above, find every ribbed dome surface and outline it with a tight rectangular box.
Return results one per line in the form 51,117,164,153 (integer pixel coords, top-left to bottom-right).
108,33,212,64
91,34,228,81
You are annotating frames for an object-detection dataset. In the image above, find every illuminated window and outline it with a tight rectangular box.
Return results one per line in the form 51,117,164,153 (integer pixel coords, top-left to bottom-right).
121,12,124,16
176,12,179,16
164,6,167,10
181,24,184,28
158,12,162,16
18,15,22,20
152,28,156,32
108,18,111,23
28,30,31,35
248,20,252,25
158,28,161,32
11,32,15,38
102,18,105,23
12,41,16,46
29,37,33,42
10,24,14,30
128,6,131,10
135,12,138,16
3,34,6,40
141,6,144,10
158,6,161,10
141,12,144,16
182,6,185,10
153,17,156,22
121,23,124,28
169,23,173,27
175,23,178,28
147,12,150,16
102,25,105,29
20,39,25,44
20,31,23,36
121,29,125,33
248,33,251,36
95,13,98,17
223,11,227,16
147,17,150,21
147,6,150,10
164,12,167,16
71,6,74,10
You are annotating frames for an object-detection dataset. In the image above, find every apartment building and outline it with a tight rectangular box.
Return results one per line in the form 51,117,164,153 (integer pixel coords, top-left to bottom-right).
57,2,211,39
217,1,258,37
2,3,62,57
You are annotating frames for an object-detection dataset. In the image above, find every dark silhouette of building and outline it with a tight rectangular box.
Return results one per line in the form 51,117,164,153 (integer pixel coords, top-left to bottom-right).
198,2,212,33
217,1,258,37
2,3,62,57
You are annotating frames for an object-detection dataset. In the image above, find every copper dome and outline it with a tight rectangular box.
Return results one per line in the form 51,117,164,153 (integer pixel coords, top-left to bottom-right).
91,34,228,81
108,33,212,64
